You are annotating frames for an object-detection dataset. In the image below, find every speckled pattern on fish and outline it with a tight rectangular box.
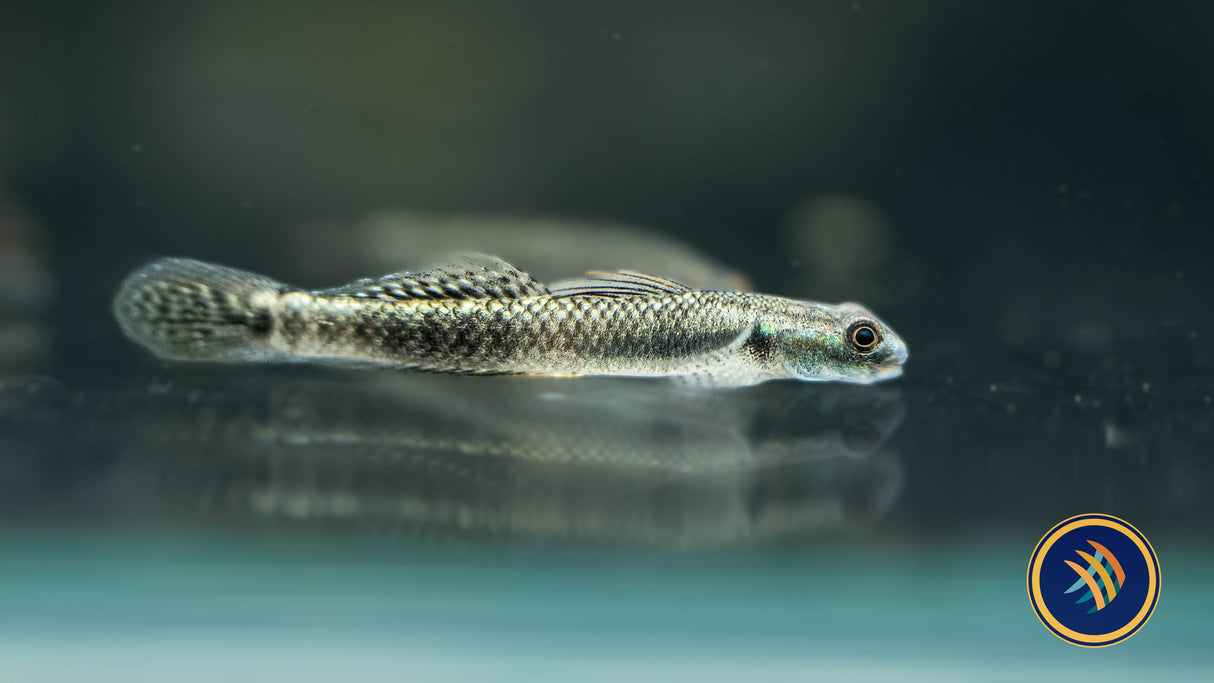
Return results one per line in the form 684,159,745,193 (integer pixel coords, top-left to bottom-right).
113,255,908,386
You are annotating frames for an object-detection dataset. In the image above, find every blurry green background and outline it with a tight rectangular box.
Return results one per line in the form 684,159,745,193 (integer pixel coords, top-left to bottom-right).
0,1,1211,681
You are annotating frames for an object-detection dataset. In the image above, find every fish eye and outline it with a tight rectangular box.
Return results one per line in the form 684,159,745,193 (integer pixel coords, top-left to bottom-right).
846,319,882,353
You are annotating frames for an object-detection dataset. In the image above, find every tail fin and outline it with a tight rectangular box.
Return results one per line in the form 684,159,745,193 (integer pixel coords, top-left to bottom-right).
113,258,291,362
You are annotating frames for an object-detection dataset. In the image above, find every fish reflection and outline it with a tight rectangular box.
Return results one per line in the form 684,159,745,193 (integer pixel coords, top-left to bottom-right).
0,195,53,370
277,212,752,291
0,374,904,547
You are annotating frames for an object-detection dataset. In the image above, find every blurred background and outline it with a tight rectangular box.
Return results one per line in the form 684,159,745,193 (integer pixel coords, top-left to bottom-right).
0,1,1211,681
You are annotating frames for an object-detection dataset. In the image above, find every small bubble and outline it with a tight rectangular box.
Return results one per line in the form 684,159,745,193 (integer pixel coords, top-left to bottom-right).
989,384,998,393
1141,381,1150,393
1103,420,1132,449
852,2,861,10
131,143,143,153
1073,393,1082,404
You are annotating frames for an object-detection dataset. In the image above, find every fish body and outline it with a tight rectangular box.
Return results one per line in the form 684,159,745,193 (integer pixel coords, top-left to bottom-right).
114,256,907,386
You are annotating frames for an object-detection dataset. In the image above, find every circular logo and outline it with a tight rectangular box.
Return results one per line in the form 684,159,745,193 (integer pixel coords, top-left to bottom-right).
1027,513,1160,647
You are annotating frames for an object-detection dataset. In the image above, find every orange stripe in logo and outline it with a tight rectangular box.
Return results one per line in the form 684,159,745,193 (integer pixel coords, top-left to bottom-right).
1088,540,1125,586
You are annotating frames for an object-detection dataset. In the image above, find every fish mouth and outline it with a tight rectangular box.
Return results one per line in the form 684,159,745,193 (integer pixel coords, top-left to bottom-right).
870,365,904,383
888,336,909,364
865,346,907,383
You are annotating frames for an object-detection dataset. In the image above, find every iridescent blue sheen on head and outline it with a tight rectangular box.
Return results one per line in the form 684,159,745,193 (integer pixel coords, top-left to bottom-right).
773,302,908,384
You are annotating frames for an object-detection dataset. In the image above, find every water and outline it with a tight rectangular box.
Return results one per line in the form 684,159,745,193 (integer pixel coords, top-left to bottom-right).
0,532,1208,682
1,2,1212,681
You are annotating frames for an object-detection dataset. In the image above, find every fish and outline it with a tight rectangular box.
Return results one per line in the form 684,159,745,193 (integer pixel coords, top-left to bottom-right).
113,255,908,386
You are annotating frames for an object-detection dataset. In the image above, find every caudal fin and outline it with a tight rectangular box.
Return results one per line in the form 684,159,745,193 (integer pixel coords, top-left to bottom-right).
113,258,291,362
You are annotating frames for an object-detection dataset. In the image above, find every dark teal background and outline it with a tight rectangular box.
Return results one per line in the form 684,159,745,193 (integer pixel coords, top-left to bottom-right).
0,1,1210,681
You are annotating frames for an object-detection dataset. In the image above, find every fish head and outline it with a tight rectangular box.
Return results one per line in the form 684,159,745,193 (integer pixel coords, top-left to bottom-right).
773,302,909,384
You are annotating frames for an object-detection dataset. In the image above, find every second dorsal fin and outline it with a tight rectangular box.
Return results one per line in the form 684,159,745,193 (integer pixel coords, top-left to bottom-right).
318,254,548,301
549,270,693,299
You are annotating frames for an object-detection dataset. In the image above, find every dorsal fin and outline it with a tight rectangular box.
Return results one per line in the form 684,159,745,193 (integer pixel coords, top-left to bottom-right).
549,269,693,299
318,254,548,301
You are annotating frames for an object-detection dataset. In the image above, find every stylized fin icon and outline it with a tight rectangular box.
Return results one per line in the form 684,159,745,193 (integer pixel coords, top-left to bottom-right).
1063,540,1124,612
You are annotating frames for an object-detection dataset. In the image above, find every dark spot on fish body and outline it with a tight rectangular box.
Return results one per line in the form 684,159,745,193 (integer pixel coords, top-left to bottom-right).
241,308,273,337
745,323,778,364
394,326,421,357
279,310,308,346
451,317,477,359
484,309,517,362
406,312,447,359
